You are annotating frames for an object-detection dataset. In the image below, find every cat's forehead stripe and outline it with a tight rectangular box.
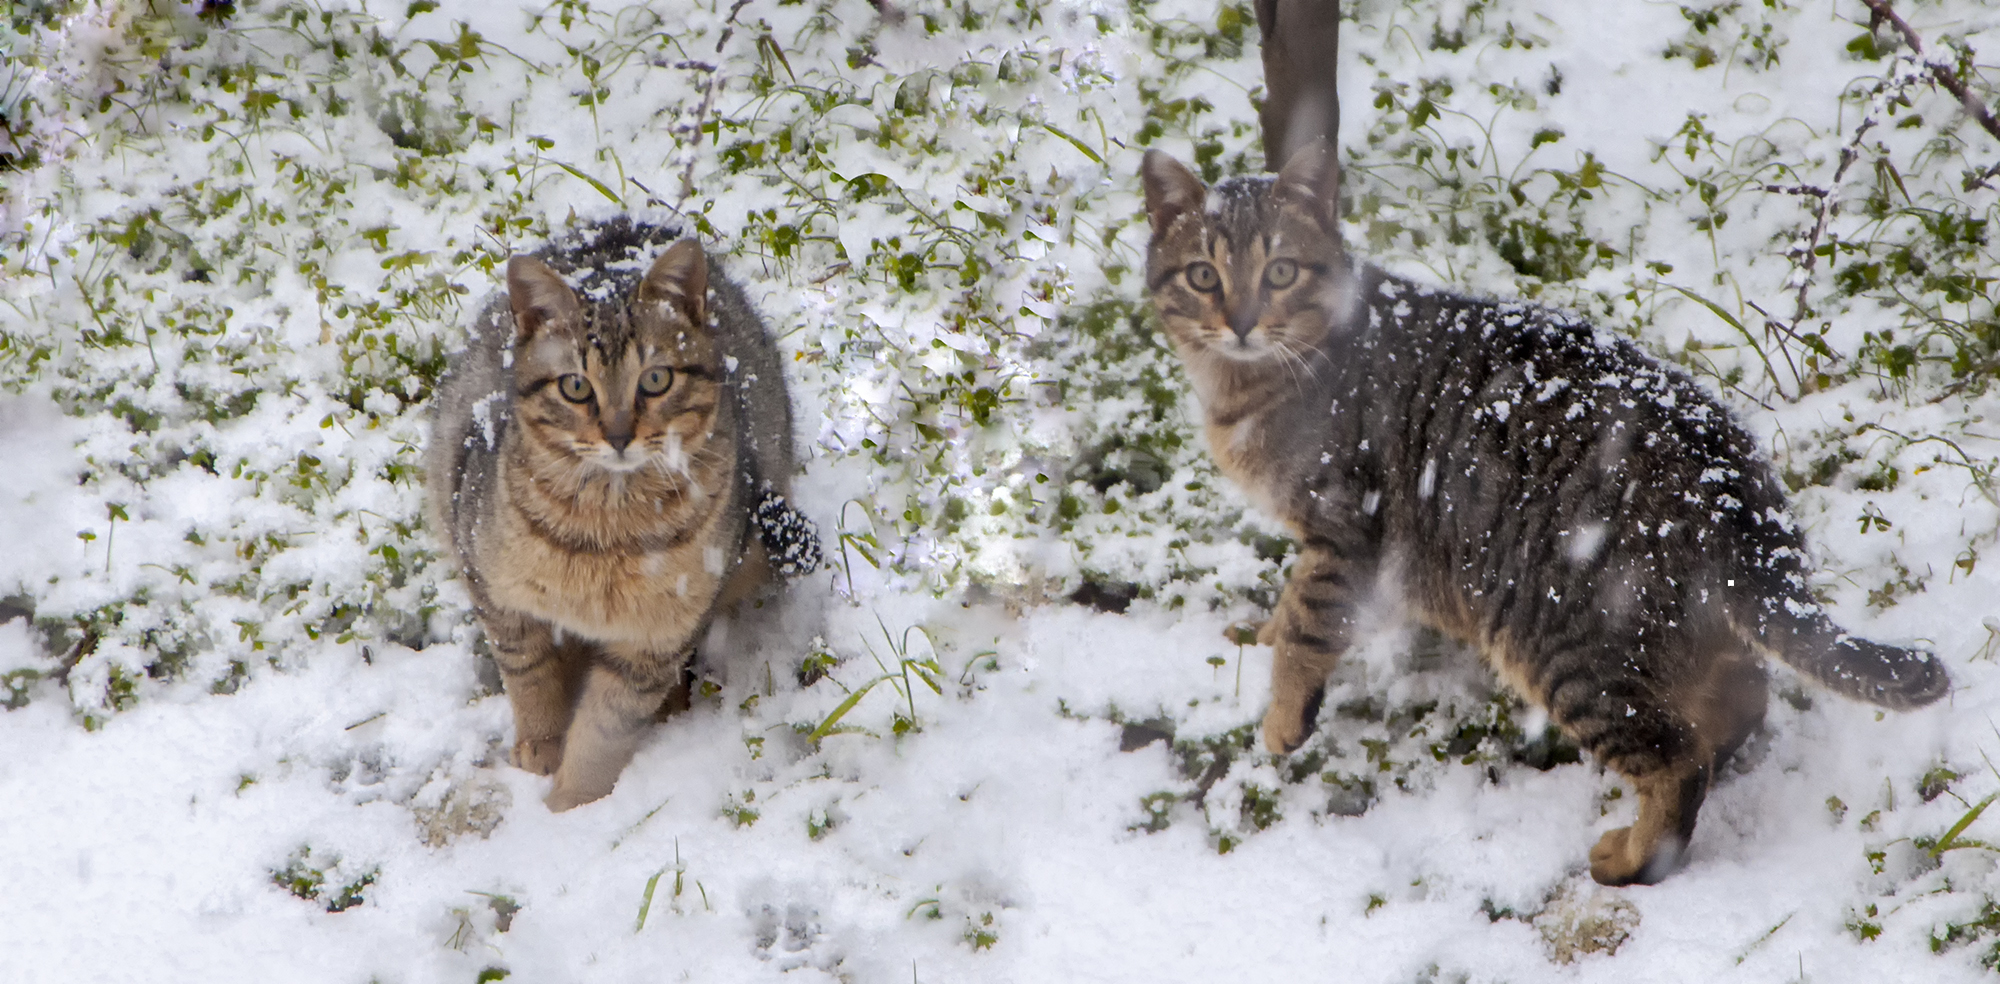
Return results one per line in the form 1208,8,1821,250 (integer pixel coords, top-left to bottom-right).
1204,176,1270,212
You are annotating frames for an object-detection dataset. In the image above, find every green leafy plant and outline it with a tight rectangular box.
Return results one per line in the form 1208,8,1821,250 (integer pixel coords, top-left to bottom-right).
269,846,378,913
805,618,943,743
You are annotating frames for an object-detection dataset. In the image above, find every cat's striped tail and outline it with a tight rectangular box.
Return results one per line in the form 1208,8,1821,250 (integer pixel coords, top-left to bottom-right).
1753,594,1949,710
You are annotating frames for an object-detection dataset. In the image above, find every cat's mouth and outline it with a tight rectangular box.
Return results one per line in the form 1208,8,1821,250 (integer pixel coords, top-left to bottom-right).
585,446,657,473
1210,330,1275,361
579,434,695,477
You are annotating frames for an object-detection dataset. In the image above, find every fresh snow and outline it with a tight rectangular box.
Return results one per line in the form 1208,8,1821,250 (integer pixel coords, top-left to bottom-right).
3,0,2000,981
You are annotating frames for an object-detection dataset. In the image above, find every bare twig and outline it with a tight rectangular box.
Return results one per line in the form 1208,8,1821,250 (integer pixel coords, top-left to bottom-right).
1855,421,1999,505
1970,161,2000,191
1784,116,1875,333
1744,298,1806,386
1773,3,2000,346
1858,0,2000,146
670,63,721,205
714,0,755,55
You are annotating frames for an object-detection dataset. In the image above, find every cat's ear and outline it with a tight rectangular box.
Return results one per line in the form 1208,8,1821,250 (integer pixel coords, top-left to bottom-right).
1272,138,1341,229
640,238,709,324
1141,150,1206,237
507,255,581,342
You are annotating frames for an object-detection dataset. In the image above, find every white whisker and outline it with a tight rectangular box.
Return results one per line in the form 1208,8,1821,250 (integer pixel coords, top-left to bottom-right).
1274,334,1325,393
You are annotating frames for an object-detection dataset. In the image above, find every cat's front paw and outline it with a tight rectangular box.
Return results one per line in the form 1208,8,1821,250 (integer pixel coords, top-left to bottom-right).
511,737,565,776
1262,704,1312,754
544,779,610,813
1262,684,1326,754
1588,826,1685,886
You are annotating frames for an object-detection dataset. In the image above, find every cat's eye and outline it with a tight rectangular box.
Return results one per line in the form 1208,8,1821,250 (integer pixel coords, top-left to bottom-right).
1185,262,1221,292
1264,259,1299,289
557,374,593,403
638,366,674,397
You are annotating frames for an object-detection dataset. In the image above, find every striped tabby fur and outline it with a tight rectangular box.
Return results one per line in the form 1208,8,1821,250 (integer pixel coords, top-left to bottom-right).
1140,144,1948,885
428,219,794,812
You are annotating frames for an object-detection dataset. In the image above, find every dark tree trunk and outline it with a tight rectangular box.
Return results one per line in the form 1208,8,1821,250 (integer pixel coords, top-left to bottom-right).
1253,0,1340,171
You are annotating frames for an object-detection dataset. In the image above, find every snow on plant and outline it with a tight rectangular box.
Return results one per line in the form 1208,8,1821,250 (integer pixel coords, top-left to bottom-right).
0,0,1291,720
2,0,2000,972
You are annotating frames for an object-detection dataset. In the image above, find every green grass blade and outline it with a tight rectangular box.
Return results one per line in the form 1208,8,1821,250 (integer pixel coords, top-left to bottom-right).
840,533,879,568
1661,283,1788,395
908,657,943,694
1933,791,2000,855
636,867,665,932
808,673,892,743
1038,122,1104,165
552,160,625,205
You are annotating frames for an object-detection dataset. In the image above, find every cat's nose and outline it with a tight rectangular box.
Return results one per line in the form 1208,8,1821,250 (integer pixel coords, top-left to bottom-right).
1228,306,1259,341
604,414,635,453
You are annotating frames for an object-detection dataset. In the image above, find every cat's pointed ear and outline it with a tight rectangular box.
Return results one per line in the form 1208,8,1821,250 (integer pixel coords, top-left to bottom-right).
1272,138,1341,229
640,238,709,324
507,255,581,341
1141,150,1207,238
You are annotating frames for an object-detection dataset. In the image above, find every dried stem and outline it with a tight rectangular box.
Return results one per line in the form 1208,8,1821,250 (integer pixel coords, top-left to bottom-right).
1785,116,1875,332
672,62,720,205
1776,1,2000,360
1857,0,2000,146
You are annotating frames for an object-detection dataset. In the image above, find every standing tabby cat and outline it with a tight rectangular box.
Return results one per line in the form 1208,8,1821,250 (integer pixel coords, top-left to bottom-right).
1140,144,1948,885
429,219,817,812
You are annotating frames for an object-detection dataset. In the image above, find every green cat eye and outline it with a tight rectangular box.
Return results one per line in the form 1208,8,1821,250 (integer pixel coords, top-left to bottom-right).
638,366,674,397
557,374,593,403
1264,259,1299,289
1186,262,1221,292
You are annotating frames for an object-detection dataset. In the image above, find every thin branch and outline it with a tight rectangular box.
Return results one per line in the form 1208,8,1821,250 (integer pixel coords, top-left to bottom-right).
671,64,721,205
1764,0,1993,382
1744,298,1806,385
1858,0,2000,146
1785,116,1874,333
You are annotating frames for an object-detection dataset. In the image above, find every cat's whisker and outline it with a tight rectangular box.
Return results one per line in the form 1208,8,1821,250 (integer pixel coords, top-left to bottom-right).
643,451,691,492
1273,335,1326,391
1268,338,1310,390
1242,328,1315,392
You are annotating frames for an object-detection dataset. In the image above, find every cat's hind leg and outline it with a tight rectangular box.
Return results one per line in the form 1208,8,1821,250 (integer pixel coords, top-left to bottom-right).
546,644,689,812
484,609,577,776
1549,664,1713,885
1587,760,1709,886
1587,643,1768,883
1263,544,1369,754
1691,648,1769,775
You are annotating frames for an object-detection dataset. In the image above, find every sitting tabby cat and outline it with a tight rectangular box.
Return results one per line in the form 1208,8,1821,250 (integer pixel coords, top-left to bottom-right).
1139,143,1948,885
428,219,818,812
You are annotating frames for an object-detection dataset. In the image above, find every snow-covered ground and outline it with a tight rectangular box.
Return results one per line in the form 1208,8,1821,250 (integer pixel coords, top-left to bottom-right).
3,0,2000,980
